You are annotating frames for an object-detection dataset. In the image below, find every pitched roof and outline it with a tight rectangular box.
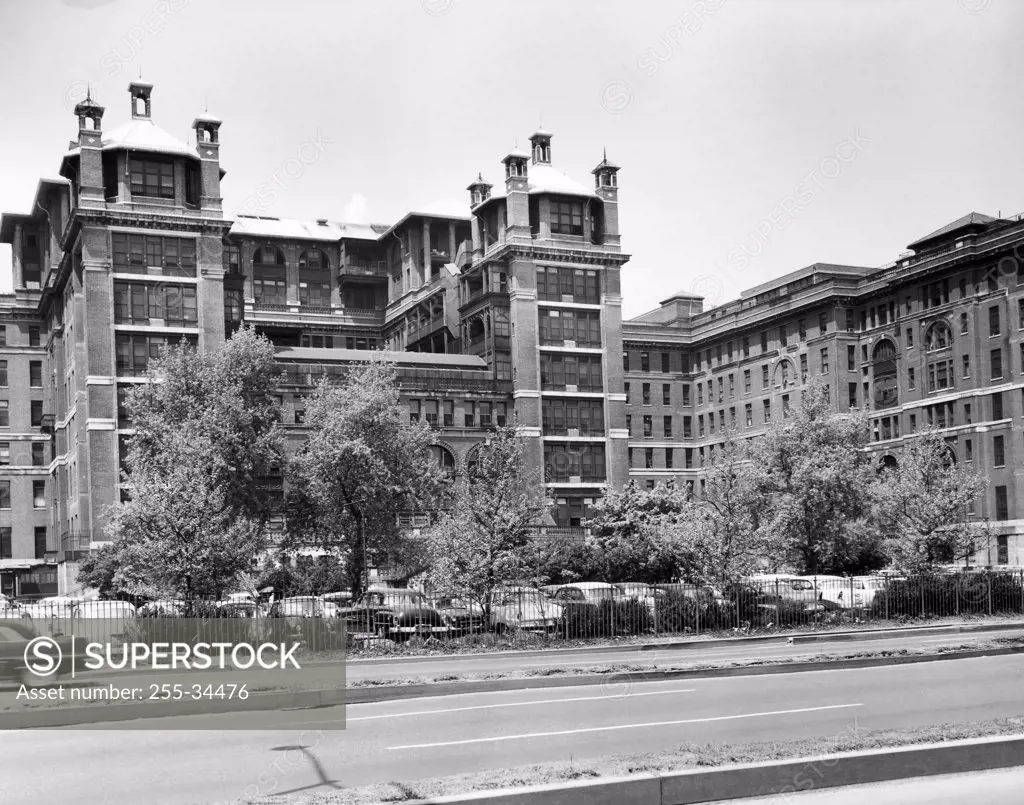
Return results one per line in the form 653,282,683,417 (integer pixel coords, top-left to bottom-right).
64,118,199,160
907,212,996,249
230,216,382,242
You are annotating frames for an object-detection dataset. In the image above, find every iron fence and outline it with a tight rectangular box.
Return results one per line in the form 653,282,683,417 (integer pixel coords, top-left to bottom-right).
7,570,1024,651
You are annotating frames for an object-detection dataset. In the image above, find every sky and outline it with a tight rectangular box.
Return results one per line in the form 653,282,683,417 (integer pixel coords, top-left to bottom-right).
1,0,1022,319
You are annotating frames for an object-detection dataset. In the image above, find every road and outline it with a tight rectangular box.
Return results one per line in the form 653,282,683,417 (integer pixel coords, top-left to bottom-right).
704,767,1024,804
2,653,1023,804
344,624,1024,683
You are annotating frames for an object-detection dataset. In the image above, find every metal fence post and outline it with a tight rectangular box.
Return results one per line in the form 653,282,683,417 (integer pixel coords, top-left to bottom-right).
885,576,890,622
987,571,993,617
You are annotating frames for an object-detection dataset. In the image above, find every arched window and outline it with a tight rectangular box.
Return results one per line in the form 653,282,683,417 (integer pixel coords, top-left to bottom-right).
873,339,899,409
299,249,327,270
466,444,489,477
299,249,331,308
878,454,899,474
429,445,456,478
925,321,952,352
253,246,286,305
774,359,794,389
253,246,285,266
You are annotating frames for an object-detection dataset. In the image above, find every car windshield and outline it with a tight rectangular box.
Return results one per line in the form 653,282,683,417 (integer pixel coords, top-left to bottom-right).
581,588,616,601
497,590,544,606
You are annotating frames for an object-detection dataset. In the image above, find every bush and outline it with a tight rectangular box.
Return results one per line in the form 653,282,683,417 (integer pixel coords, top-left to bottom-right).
870,572,1024,619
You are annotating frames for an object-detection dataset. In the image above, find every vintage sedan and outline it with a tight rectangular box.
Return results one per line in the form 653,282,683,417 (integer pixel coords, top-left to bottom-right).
342,589,449,640
488,586,563,633
429,595,485,635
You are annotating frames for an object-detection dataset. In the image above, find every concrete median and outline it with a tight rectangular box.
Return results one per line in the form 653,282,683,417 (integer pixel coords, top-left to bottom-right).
396,733,1024,804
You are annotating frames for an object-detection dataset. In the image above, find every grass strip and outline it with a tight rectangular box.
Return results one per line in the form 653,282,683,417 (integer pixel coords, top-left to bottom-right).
237,716,1024,804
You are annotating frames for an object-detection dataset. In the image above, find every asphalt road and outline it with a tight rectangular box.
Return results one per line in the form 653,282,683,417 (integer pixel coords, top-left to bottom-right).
344,624,1024,683
703,767,1024,804
2,653,1023,804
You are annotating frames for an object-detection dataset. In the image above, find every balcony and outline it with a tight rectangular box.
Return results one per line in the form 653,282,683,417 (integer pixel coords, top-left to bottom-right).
39,414,56,434
60,533,91,562
341,258,388,278
528,526,591,540
253,301,291,312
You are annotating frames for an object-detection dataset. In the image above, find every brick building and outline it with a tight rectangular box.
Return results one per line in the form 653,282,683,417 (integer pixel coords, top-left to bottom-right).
1,82,1021,595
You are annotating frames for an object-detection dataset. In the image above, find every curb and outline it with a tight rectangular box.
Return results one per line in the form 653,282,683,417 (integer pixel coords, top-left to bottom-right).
392,733,1024,804
787,620,1024,644
346,645,1024,705
0,687,346,729
345,619,1024,667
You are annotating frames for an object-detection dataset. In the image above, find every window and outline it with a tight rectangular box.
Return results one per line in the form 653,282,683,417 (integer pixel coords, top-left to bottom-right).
800,354,808,382
742,336,750,358
762,365,769,389
34,526,47,559
995,485,1009,521
991,348,1003,380
925,321,952,351
536,266,599,304
0,360,5,387
965,403,972,424
728,374,735,397
30,401,43,427
0,326,5,346
543,444,606,482
643,415,653,437
963,355,971,378
539,310,601,347
965,438,973,461
0,481,9,510
29,326,40,347
745,403,753,427
642,383,651,405
993,391,1004,420
682,385,690,406
698,415,705,437
665,448,674,469
798,319,806,340
112,233,196,276
848,382,857,408
115,334,197,376
624,383,630,405
763,399,771,423
820,348,829,375
847,346,855,370
662,384,671,405
927,359,955,392
542,399,604,435
622,352,629,372
989,306,1001,337
626,415,632,435
130,158,174,199
697,386,703,406
908,367,915,389
550,200,584,236
114,282,199,325
644,448,654,469
32,442,46,466
761,331,768,353
0,400,7,427
640,352,650,372
782,394,791,418
539,354,603,391
994,435,1005,467
1020,298,1024,329
661,352,671,373
960,313,969,335
409,400,421,424
0,442,7,465
33,480,45,508
779,325,787,347
997,535,1009,566
663,415,673,438
818,311,828,334
0,527,9,559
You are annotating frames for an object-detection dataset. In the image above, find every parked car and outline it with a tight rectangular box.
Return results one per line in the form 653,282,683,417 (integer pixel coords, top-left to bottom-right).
217,601,263,618
613,582,661,614
547,582,620,608
429,596,485,635
340,588,449,640
18,596,81,619
744,575,839,611
811,575,881,609
138,600,187,617
72,600,137,619
0,620,88,687
268,597,325,618
488,586,563,633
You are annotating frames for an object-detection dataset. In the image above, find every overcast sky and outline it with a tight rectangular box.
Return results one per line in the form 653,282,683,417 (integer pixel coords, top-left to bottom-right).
1,0,1021,318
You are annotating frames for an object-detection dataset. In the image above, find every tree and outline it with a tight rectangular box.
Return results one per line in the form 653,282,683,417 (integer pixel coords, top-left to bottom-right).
285,357,445,598
424,426,551,620
585,481,691,583
257,554,349,598
76,544,121,599
872,429,987,573
747,379,883,575
654,432,767,587
100,327,284,598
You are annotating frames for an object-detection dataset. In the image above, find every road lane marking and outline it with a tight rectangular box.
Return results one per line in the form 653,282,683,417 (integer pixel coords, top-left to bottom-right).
388,703,864,749
347,687,696,722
